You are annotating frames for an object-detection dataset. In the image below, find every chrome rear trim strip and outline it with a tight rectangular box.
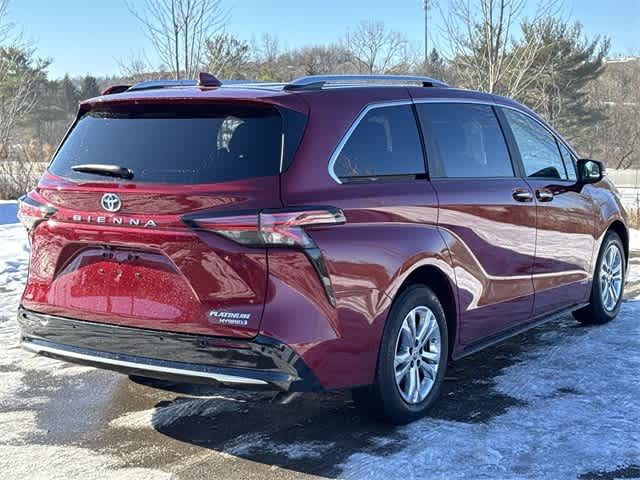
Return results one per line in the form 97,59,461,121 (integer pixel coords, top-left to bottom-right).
22,342,269,385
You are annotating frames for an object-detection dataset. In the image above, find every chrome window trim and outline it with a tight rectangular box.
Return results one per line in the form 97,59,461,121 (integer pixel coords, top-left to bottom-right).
327,100,414,184
327,97,579,185
498,105,579,179
413,97,496,106
499,105,579,159
413,98,579,158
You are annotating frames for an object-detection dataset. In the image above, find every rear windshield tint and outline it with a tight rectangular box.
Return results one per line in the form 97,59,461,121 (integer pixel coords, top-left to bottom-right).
49,104,285,184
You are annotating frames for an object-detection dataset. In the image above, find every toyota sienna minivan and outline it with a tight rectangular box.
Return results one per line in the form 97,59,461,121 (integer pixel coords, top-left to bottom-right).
17,73,628,424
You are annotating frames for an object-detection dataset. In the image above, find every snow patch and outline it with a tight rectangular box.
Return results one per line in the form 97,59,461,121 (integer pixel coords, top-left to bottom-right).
630,228,640,252
0,200,17,226
257,440,337,460
340,301,640,479
0,444,171,480
225,432,336,460
0,223,28,321
0,410,44,444
110,395,249,430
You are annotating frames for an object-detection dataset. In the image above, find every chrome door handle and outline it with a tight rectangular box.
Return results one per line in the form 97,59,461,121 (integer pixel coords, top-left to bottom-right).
536,189,554,202
512,188,533,202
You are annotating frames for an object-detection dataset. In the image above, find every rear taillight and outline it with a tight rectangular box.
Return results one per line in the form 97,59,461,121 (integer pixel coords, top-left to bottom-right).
17,193,57,232
184,208,345,248
184,207,346,306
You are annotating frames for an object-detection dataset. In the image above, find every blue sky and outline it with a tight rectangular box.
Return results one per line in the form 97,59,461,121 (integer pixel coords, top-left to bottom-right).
7,0,640,79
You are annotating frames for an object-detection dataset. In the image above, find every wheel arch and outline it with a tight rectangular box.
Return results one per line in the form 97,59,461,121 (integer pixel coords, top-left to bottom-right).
395,265,458,358
607,220,629,264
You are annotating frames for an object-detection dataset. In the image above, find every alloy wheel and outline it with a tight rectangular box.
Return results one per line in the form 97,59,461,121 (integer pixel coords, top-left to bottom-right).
393,306,441,404
600,243,623,312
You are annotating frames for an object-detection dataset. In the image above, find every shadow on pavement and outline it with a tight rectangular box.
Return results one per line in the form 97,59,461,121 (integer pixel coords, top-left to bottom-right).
145,315,586,477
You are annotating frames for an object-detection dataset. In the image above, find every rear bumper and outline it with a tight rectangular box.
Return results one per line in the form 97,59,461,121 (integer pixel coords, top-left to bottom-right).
17,307,322,392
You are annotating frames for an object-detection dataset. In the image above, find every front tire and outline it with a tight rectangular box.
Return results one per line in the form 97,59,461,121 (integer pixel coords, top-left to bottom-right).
573,231,625,324
353,285,448,424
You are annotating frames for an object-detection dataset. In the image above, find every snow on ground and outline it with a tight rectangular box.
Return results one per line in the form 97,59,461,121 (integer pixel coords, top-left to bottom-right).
0,201,171,480
109,394,252,430
0,199,18,225
631,228,640,251
341,302,640,479
0,202,28,323
339,231,640,479
0,200,638,479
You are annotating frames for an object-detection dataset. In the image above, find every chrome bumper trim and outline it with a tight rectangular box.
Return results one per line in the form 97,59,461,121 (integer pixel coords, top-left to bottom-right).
22,342,268,385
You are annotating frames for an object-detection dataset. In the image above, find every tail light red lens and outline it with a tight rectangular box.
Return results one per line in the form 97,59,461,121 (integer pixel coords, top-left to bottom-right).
187,213,262,245
17,193,57,232
259,209,345,248
184,207,346,249
183,207,346,306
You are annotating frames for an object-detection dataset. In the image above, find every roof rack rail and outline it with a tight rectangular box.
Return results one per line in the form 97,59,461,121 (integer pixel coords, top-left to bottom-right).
125,72,223,92
127,79,198,92
283,74,448,91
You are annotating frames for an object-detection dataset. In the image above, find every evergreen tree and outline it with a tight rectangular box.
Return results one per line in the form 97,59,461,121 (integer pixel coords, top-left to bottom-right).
0,45,49,148
425,48,448,82
79,75,101,100
518,18,609,141
61,74,79,118
28,78,68,147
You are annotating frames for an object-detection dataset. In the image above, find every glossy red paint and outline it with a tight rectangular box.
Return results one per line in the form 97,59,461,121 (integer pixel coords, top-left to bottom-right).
23,173,281,338
524,178,596,315
19,82,629,392
267,179,445,387
431,178,537,345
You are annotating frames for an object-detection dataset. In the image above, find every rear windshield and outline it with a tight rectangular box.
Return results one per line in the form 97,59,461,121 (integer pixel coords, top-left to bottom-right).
49,104,286,184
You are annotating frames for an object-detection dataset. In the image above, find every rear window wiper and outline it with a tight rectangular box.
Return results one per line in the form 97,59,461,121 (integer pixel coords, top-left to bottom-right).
71,164,134,180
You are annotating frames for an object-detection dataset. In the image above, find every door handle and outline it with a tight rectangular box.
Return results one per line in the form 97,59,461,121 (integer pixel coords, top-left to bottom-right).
536,189,554,202
512,188,533,202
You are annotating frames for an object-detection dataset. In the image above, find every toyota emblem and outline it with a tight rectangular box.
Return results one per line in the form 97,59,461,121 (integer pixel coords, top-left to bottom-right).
101,193,122,213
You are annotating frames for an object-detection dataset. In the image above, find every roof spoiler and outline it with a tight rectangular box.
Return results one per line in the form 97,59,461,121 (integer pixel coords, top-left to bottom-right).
101,85,131,96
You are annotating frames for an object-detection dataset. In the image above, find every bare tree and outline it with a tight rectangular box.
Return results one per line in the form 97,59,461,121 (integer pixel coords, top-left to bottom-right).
117,52,166,82
202,33,250,79
126,0,226,79
440,0,560,96
0,0,47,155
0,0,49,197
258,33,280,65
582,58,640,168
0,0,10,42
0,142,47,199
290,45,352,76
344,21,410,74
251,34,287,82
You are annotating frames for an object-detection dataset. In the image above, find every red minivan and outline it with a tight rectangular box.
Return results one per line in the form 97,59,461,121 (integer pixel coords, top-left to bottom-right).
17,74,628,423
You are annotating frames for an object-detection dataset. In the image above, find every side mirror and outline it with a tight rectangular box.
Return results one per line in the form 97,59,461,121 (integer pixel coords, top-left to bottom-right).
577,159,604,185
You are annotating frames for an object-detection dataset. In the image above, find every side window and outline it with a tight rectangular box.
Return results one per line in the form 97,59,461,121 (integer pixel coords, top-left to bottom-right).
503,109,568,180
333,105,425,180
416,103,513,178
558,142,577,181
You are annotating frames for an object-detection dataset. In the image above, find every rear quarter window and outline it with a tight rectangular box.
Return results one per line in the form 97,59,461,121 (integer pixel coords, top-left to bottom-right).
332,104,425,181
49,104,287,184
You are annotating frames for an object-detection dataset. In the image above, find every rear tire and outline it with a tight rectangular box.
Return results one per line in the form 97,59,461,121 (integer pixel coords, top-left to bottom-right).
573,231,625,325
353,284,448,424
